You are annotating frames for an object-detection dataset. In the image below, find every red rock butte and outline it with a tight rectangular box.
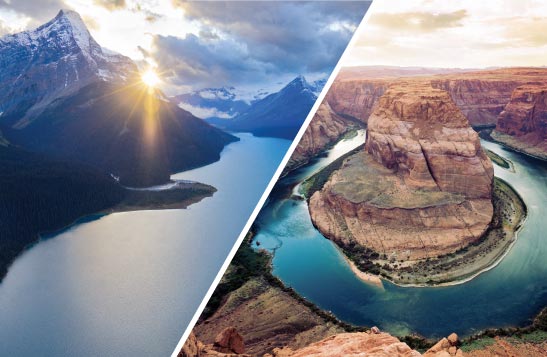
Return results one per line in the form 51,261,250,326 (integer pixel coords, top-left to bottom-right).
309,81,494,261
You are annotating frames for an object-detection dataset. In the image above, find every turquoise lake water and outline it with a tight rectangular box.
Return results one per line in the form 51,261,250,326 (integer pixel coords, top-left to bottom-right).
254,134,547,339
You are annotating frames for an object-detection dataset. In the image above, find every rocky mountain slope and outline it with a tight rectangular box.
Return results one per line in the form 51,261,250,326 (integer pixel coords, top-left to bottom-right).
309,82,494,263
184,323,468,357
215,76,318,139
0,10,237,187
5,80,237,187
492,84,547,160
0,9,135,125
193,277,344,356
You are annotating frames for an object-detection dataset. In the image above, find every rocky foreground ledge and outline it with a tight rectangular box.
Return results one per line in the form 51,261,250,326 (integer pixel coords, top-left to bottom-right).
183,325,547,357
181,326,467,357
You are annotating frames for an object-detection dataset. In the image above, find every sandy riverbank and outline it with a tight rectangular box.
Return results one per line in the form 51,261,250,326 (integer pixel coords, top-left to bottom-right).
343,254,384,289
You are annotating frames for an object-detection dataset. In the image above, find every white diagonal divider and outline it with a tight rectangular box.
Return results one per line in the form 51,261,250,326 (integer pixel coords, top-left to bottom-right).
171,1,379,355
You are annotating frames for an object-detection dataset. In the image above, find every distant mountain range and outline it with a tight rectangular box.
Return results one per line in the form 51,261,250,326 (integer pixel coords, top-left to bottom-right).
182,76,323,140
0,9,237,187
172,87,251,122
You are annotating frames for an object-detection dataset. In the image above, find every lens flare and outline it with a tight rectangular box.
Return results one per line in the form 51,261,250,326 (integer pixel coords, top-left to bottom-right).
141,69,161,88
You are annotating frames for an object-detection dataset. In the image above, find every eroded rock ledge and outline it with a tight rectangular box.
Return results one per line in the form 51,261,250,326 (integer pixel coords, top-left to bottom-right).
310,82,494,265
492,84,547,160
286,101,360,172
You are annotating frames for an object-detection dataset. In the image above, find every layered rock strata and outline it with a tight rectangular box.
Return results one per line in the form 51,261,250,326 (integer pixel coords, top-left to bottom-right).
492,84,547,160
193,277,344,356
325,67,547,128
310,83,494,261
286,101,359,172
326,79,390,123
285,68,547,178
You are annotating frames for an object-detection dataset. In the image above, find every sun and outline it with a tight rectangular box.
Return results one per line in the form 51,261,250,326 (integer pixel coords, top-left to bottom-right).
141,69,161,88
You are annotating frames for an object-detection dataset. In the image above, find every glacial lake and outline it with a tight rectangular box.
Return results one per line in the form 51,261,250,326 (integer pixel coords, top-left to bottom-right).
0,133,290,356
254,133,547,339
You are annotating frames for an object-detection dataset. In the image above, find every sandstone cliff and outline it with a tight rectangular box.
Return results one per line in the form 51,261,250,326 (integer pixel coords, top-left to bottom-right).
365,83,494,198
286,101,360,172
429,79,516,127
492,84,547,160
325,67,547,128
326,79,390,123
284,68,547,179
428,69,534,127
193,277,344,356
310,82,494,263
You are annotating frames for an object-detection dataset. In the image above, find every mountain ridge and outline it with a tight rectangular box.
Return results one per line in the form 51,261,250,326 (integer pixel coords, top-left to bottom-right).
206,76,318,139
0,9,238,187
0,9,136,126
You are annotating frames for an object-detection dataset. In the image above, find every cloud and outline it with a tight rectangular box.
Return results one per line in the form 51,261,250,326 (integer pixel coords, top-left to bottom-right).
0,20,10,36
177,102,234,120
142,33,271,89
93,0,126,11
0,0,370,93
345,0,547,69
368,9,467,33
151,1,371,90
501,16,547,46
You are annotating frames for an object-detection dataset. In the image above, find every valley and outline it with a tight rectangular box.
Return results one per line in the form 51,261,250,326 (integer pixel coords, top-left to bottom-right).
0,142,217,282
307,82,526,285
0,133,291,356
202,76,322,140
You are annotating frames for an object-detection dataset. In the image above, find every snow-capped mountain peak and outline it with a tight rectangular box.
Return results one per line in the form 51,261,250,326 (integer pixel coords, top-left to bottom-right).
0,9,136,126
287,75,309,88
55,9,93,53
2,9,93,57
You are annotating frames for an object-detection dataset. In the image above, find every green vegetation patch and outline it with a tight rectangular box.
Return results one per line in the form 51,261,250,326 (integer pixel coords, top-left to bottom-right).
461,307,547,351
486,149,511,169
460,336,496,352
508,330,547,344
300,144,365,199
113,183,215,211
331,152,464,208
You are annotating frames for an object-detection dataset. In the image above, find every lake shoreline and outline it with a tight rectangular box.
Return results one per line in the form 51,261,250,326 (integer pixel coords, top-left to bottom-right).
0,180,216,283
